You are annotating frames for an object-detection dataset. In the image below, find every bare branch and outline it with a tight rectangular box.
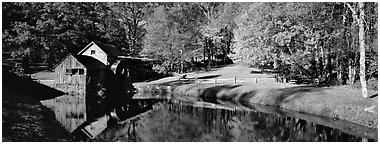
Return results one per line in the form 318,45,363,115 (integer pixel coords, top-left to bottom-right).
344,2,359,22
344,2,357,15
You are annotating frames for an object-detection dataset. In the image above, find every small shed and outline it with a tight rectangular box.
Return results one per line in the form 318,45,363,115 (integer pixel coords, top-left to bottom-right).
77,41,122,66
54,53,109,95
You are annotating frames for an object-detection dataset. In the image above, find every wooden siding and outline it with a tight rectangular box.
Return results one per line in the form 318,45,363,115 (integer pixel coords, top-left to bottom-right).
54,54,87,94
81,44,109,65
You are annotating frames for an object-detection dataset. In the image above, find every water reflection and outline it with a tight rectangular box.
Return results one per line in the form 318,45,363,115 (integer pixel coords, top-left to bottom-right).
41,95,376,142
93,101,376,142
40,94,155,139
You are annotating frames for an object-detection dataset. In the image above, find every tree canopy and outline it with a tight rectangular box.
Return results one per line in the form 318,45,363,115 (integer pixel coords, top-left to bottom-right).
2,2,377,89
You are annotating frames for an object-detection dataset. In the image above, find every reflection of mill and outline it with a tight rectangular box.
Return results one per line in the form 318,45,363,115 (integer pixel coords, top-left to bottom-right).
41,95,155,139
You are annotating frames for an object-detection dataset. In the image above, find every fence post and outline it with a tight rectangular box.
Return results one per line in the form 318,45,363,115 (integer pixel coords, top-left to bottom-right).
234,77,237,84
214,78,217,84
255,77,258,83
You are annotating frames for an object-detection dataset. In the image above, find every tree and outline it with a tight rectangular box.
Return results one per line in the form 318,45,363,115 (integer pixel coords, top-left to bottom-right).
345,2,368,98
3,3,70,68
142,3,207,73
194,2,222,68
108,2,148,56
3,2,136,68
230,2,377,88
358,2,368,98
142,5,182,72
3,2,376,87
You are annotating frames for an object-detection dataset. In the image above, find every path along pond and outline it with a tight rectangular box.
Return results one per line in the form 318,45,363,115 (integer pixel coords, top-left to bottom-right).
40,92,377,142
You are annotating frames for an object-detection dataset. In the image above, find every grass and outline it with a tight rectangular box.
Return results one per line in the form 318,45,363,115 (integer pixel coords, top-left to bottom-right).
2,87,74,141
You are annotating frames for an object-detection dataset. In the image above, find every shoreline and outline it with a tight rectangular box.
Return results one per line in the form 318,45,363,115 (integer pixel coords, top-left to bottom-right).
134,79,378,129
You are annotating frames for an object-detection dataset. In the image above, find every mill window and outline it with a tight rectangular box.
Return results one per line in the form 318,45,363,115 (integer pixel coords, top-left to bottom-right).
66,68,85,75
72,69,78,74
66,69,73,75
91,50,96,55
78,69,85,75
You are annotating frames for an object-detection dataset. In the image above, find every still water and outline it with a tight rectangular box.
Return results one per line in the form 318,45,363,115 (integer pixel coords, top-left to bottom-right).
41,94,377,142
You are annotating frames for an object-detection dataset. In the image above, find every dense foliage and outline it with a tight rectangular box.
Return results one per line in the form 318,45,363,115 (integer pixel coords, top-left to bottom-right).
3,2,147,67
233,3,377,87
2,2,377,88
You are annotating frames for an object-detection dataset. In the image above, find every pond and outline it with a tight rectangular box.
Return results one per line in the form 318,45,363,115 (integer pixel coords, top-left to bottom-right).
40,94,377,142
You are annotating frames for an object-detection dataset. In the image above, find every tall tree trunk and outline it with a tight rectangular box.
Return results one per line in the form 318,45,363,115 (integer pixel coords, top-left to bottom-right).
319,41,324,77
336,53,342,85
359,2,368,98
348,38,357,85
181,60,184,73
180,50,184,73
344,2,358,85
325,47,332,82
203,40,206,63
171,63,174,72
348,61,356,85
207,38,212,69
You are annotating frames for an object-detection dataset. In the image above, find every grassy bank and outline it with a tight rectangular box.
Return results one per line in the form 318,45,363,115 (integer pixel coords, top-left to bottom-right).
134,65,378,129
2,87,74,141
2,70,73,141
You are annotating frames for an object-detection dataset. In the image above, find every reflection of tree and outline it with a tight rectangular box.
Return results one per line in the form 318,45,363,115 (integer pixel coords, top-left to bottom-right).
226,111,364,142
93,101,368,142
137,103,207,141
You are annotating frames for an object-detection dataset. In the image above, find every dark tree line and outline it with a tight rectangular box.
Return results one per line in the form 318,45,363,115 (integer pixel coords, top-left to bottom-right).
3,2,147,67
2,2,378,94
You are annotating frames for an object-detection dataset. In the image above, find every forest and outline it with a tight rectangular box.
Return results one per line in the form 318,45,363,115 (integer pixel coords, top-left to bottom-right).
2,2,378,91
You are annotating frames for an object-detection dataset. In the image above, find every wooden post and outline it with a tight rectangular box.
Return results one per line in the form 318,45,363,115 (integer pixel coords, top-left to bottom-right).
214,78,217,84
255,77,258,83
234,77,237,84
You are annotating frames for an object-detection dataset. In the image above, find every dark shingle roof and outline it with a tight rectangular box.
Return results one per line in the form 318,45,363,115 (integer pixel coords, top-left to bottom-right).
78,41,122,57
